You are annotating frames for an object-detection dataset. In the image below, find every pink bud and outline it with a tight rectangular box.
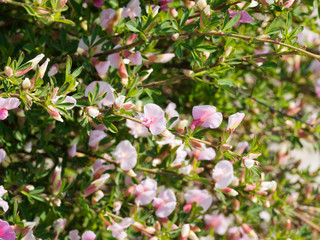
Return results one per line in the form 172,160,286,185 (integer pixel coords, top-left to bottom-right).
52,166,62,195
15,54,45,76
170,8,178,17
4,66,13,77
47,105,63,122
58,0,67,8
283,0,294,8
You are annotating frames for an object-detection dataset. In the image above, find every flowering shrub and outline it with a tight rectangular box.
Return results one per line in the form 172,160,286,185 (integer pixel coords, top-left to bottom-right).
1,0,320,239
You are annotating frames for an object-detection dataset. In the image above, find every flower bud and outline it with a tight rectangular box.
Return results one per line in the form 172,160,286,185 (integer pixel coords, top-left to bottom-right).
220,144,232,152
113,201,122,212
170,8,178,18
58,0,67,8
176,120,188,133
188,230,199,240
125,169,137,177
171,33,179,41
86,107,100,118
221,187,238,196
52,166,62,195
152,158,162,167
52,197,61,207
203,5,210,16
233,199,240,211
196,0,207,10
4,66,13,77
181,224,190,239
183,70,195,77
47,105,63,122
23,184,35,192
155,221,161,232
22,78,31,89
92,190,104,204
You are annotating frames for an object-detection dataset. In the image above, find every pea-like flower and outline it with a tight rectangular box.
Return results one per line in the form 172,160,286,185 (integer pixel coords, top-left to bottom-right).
133,177,157,205
0,219,16,240
184,189,213,213
141,103,167,135
0,97,20,120
112,140,137,171
85,81,115,107
189,105,223,131
153,189,176,218
107,218,135,239
212,160,234,189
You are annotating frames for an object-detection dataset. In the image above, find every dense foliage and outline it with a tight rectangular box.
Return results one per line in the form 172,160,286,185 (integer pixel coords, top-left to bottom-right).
1,0,320,239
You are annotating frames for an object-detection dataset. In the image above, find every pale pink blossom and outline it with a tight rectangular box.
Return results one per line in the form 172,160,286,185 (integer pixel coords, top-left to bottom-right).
186,143,216,161
229,10,253,27
82,231,96,240
100,8,116,30
227,112,245,131
133,177,157,205
122,0,141,20
48,64,59,76
153,189,176,218
141,103,167,135
21,229,35,240
128,52,142,65
85,81,115,107
0,219,16,240
68,230,80,240
107,218,135,239
212,160,234,189
0,149,6,163
92,159,115,179
227,226,251,240
165,102,179,128
0,97,21,120
108,46,122,69
88,130,107,151
145,53,175,64
84,173,110,196
68,142,77,158
0,185,9,212
15,54,45,76
126,117,150,138
92,58,110,79
234,141,249,155
4,66,13,77
112,140,137,171
184,189,212,213
189,105,223,130
204,214,230,235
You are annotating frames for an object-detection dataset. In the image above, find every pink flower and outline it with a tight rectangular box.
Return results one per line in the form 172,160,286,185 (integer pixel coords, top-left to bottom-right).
283,0,294,8
68,142,77,158
112,140,137,171
0,149,6,163
133,177,157,205
227,112,245,131
204,214,230,235
234,141,249,155
107,218,135,239
184,189,212,213
189,105,223,130
92,159,114,179
82,230,96,240
0,97,20,120
39,58,50,78
85,81,115,107
126,118,150,138
141,103,167,135
165,102,179,128
84,173,110,196
145,53,175,64
229,10,253,27
186,143,216,161
153,189,176,218
212,160,233,189
88,130,107,151
100,8,116,30
0,185,9,212
48,64,59,76
108,46,122,69
92,58,110,79
0,220,16,240
68,230,80,240
128,52,142,65
15,54,44,76
227,226,251,240
122,0,141,20
114,95,135,111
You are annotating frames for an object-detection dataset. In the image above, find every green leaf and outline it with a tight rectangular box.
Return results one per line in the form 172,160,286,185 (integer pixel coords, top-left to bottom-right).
102,119,118,133
72,66,83,78
195,45,216,53
167,117,178,128
66,55,72,74
180,8,190,27
176,44,183,58
217,79,234,87
222,13,241,31
126,21,140,33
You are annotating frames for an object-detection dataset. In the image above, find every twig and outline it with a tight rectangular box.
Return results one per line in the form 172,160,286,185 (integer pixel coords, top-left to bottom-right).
290,210,320,232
